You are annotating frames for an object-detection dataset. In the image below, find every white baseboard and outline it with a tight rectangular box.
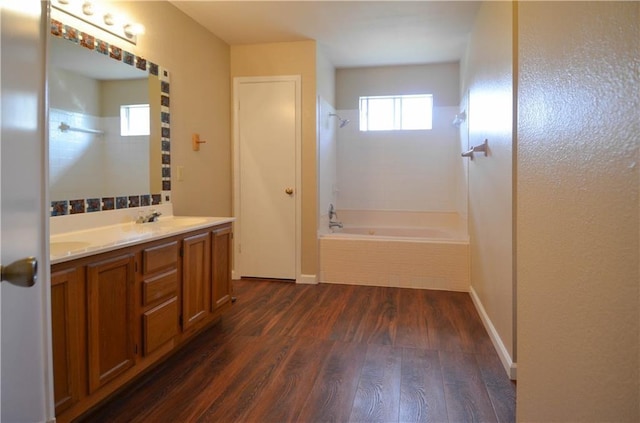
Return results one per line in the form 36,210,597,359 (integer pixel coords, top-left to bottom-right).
469,286,517,380
297,274,317,284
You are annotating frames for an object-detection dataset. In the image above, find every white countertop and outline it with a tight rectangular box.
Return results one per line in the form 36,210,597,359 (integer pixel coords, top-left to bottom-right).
51,215,235,265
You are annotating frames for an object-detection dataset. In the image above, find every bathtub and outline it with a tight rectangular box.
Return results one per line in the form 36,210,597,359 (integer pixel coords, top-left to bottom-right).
319,211,469,291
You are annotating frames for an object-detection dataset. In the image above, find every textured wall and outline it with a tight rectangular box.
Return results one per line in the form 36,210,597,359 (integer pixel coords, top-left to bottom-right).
517,2,639,420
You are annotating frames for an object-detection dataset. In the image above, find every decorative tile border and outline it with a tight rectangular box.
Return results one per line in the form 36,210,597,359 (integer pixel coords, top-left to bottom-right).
49,19,170,216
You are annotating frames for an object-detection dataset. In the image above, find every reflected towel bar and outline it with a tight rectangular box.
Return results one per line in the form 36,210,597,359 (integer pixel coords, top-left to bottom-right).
59,122,104,135
461,139,488,160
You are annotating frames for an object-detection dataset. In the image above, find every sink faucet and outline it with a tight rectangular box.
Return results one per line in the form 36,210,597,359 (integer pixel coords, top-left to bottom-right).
136,209,162,224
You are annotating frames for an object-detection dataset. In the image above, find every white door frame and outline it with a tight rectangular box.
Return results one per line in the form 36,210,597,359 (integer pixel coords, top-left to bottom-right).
232,75,302,282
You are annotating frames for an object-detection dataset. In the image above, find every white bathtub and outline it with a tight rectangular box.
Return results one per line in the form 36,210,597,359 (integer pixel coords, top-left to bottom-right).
319,211,469,291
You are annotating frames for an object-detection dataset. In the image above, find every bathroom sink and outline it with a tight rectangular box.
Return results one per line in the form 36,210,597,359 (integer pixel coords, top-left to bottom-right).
156,217,207,227
50,241,91,255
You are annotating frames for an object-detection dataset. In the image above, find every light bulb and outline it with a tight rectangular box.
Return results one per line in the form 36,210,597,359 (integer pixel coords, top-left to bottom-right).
123,23,145,37
82,1,94,16
103,13,114,26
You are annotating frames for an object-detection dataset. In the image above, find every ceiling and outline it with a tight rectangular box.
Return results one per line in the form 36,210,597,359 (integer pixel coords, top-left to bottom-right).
168,1,481,68
50,34,146,80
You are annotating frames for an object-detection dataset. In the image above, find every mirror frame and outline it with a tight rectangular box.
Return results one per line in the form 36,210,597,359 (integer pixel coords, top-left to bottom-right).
49,18,171,217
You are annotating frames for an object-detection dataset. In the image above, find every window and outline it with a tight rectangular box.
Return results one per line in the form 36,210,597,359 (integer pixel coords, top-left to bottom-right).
120,104,150,136
359,94,433,131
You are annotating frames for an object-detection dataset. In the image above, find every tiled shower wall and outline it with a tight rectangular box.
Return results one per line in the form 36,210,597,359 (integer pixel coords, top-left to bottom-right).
334,63,465,215
336,106,461,211
49,109,149,200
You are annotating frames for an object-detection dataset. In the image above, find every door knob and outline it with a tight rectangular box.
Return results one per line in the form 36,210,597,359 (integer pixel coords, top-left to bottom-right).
285,188,294,195
1,257,37,287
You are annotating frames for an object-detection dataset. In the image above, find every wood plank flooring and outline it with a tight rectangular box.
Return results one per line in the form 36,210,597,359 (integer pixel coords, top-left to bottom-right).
79,279,516,422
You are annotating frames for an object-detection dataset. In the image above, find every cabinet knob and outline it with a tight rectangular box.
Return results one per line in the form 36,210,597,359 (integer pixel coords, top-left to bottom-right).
285,188,294,195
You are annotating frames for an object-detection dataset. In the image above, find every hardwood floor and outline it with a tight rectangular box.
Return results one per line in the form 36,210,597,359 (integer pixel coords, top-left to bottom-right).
79,279,516,422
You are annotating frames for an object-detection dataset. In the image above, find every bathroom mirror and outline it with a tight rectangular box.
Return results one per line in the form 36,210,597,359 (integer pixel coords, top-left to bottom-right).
48,19,170,216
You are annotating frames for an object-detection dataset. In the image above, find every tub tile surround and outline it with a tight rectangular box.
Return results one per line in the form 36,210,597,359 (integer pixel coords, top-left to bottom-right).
320,237,469,291
319,210,470,291
49,19,171,217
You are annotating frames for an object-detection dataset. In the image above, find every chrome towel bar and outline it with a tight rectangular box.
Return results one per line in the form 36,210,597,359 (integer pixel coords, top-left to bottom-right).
59,122,104,135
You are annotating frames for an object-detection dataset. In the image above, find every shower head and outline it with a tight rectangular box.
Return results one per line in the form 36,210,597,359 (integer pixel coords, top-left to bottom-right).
329,113,350,128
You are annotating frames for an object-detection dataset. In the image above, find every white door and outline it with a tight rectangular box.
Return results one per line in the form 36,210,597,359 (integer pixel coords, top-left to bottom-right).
235,77,300,280
1,1,51,421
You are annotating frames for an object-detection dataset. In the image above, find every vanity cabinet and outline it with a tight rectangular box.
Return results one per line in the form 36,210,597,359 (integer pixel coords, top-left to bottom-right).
181,232,211,331
51,222,234,423
51,267,85,415
211,224,232,310
140,241,179,356
86,254,136,393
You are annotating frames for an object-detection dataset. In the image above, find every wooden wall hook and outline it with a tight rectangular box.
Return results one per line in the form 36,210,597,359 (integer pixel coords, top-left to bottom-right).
192,133,207,151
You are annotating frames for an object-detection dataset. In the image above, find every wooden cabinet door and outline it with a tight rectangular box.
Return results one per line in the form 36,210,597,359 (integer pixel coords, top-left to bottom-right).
211,224,232,310
51,267,84,414
86,254,136,393
142,297,178,355
182,232,210,331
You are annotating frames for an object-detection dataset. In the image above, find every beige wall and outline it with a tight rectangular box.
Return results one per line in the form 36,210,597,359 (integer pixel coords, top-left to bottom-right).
461,1,515,375
100,78,147,117
100,1,232,216
517,1,639,421
230,40,318,276
336,62,460,109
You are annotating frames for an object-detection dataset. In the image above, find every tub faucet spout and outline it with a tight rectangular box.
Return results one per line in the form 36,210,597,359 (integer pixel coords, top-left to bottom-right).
329,221,343,229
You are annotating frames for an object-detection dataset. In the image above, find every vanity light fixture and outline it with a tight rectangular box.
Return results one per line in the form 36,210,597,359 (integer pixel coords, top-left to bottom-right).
52,0,144,45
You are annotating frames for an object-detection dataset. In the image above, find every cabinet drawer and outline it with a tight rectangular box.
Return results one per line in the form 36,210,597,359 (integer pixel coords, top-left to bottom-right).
142,269,177,306
142,241,178,275
143,297,178,356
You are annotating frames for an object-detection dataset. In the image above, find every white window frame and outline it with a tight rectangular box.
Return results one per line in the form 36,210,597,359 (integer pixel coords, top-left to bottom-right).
359,94,433,131
120,103,150,136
